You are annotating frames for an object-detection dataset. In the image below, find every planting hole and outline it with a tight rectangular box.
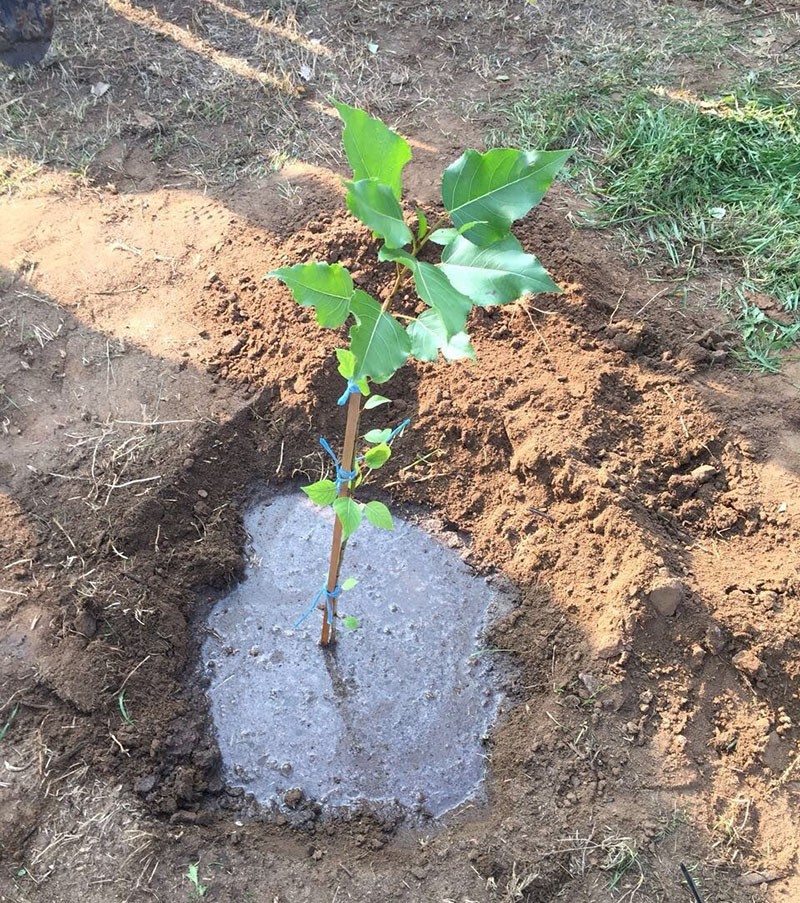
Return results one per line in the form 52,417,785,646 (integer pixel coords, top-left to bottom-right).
202,492,510,818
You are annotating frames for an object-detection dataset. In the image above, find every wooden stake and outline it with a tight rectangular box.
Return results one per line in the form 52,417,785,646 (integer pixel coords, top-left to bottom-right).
320,390,361,646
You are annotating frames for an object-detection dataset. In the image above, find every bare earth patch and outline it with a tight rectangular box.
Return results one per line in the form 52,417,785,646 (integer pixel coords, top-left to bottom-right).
1,2,799,902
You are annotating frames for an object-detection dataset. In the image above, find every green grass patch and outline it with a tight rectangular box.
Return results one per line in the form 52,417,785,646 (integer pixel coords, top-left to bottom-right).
493,78,800,367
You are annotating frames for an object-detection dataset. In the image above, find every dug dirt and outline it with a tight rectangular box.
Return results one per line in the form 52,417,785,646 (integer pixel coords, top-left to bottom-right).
1,1,799,902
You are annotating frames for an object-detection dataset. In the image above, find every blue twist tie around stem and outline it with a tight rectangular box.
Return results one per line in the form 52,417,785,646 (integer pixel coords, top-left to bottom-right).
337,379,361,406
294,585,342,629
320,437,358,491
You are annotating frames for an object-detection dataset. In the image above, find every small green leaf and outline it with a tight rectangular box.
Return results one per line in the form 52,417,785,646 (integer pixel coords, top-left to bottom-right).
442,147,570,244
364,394,391,409
440,234,560,305
333,497,363,540
118,690,133,725
365,500,394,530
341,615,360,630
429,228,458,246
407,309,476,362
336,348,356,380
346,178,413,248
364,444,391,469
333,100,412,200
341,577,358,591
268,262,353,327
302,479,338,506
364,428,393,444
349,290,411,383
416,207,428,240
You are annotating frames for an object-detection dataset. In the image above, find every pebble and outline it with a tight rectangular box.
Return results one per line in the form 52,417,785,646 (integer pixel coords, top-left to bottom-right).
689,464,717,484
197,489,208,498
705,624,726,654
732,649,764,679
284,788,304,808
410,866,428,881
647,576,685,616
688,644,706,671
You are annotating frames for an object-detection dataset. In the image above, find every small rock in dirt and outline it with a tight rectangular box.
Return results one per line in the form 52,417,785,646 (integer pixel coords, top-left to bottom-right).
732,649,764,679
579,672,603,696
612,331,640,353
758,590,778,611
74,609,97,638
688,644,706,672
688,464,717,484
197,489,208,498
739,870,785,887
704,624,726,654
596,466,617,489
284,788,304,809
410,866,428,881
646,577,685,617
135,774,158,796
224,335,246,356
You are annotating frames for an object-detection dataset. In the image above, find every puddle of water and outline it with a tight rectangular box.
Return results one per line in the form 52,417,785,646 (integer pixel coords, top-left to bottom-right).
202,492,510,818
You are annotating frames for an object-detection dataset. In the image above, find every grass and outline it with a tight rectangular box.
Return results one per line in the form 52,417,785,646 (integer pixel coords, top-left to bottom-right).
489,8,800,368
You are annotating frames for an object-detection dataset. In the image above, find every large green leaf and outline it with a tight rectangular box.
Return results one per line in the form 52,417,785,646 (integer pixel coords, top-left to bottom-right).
268,262,353,327
349,290,411,382
379,246,472,336
346,179,413,249
442,148,570,244
440,234,560,306
407,309,475,362
333,100,412,201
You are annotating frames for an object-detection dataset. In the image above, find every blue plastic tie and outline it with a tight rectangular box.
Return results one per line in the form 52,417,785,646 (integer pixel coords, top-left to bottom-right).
320,437,358,491
337,380,361,406
388,418,411,443
294,585,341,629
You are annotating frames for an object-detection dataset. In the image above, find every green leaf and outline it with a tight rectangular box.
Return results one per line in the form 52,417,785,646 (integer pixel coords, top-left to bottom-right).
336,348,356,380
302,479,338,506
407,309,475,362
333,100,412,200
379,246,472,337
118,691,133,725
332,497,363,540
440,234,559,306
268,262,353,327
429,228,458,246
365,500,394,530
364,444,391,468
364,394,391,409
416,207,428,241
341,615,360,630
364,428,393,444
442,148,570,244
349,290,411,383
346,179,413,249
341,577,358,591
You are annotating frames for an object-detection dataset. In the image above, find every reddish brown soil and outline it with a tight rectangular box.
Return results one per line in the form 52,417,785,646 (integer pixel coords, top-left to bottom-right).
2,1,799,902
